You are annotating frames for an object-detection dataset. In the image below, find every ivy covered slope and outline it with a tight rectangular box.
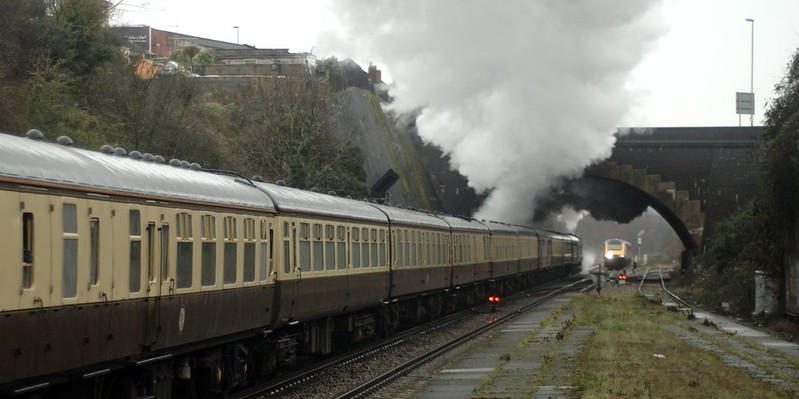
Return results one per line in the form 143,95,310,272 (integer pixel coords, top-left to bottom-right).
698,50,799,316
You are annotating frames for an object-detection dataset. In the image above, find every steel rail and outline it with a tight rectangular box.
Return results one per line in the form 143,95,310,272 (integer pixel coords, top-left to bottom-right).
333,278,591,399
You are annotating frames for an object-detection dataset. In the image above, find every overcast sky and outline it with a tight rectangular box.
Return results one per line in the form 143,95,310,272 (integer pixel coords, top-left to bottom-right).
115,1,799,224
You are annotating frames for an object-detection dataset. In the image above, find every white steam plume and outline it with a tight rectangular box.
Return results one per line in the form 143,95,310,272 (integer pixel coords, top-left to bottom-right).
557,206,589,233
319,1,665,224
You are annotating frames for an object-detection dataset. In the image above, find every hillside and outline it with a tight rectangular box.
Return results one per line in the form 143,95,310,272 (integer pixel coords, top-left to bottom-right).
333,87,484,216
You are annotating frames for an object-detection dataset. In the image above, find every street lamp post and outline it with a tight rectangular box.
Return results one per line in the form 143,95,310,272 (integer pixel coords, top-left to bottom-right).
746,18,754,127
233,26,240,44
169,25,179,50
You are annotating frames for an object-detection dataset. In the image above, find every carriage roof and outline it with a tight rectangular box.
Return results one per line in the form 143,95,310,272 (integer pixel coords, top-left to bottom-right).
253,181,388,223
0,131,274,211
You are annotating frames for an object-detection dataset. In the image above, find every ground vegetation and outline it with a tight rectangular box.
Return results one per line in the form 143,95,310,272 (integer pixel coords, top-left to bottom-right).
696,50,799,316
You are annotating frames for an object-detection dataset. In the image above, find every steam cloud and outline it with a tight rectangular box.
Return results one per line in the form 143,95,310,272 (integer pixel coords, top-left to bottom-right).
320,1,665,224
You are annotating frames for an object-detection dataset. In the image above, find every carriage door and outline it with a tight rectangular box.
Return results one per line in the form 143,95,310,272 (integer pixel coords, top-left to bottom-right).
143,216,170,347
17,192,52,309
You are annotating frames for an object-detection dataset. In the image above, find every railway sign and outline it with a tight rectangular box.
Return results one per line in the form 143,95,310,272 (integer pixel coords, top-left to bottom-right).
736,92,754,115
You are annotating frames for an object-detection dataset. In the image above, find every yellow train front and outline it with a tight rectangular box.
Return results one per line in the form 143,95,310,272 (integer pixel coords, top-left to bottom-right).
603,238,632,270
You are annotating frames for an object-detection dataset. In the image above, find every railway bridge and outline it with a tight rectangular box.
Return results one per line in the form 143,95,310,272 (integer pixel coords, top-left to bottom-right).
574,126,763,262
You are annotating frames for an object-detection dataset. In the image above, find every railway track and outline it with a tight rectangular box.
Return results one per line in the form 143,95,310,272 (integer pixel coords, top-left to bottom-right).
636,268,687,307
635,268,799,396
335,278,591,399
229,310,470,399
229,277,591,399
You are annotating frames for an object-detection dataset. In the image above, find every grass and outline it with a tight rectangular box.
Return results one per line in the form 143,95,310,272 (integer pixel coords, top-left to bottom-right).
570,291,796,398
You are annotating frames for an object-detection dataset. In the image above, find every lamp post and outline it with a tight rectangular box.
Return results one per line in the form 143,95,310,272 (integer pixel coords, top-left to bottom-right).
169,24,179,49
233,26,240,44
637,230,644,266
746,18,754,126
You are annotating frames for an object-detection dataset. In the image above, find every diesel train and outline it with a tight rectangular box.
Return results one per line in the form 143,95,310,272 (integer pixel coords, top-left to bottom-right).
603,237,633,270
0,130,581,398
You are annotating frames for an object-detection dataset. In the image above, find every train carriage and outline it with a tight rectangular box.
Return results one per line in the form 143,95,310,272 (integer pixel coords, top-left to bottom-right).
550,232,579,268
482,221,527,280
512,225,540,275
0,130,582,398
436,215,491,287
0,131,279,391
371,204,452,300
251,181,390,330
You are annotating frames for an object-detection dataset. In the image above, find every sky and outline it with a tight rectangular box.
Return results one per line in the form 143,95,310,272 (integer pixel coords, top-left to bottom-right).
115,0,799,224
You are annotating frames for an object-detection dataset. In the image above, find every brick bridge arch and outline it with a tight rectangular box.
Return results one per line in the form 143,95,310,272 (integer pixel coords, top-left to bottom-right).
578,126,762,265
584,161,704,258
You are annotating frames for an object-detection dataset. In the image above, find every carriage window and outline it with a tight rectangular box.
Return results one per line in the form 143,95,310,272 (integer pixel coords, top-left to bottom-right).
336,226,346,270
260,241,268,280
431,234,437,265
312,224,324,271
224,217,237,240
313,224,322,240
351,229,360,269
379,230,386,267
90,218,100,285
22,212,34,289
409,232,416,267
396,231,404,267
370,229,378,267
259,221,273,281
259,221,268,280
176,213,193,289
299,223,309,240
201,215,216,286
325,225,335,270
160,224,170,281
283,241,291,274
298,222,312,272
129,210,141,293
244,242,256,282
404,235,411,267
62,203,78,298
361,228,369,268
244,218,256,282
224,216,237,284
426,235,431,266
202,214,216,239
313,240,324,271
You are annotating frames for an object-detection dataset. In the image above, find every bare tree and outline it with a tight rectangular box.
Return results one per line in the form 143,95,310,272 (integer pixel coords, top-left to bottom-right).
231,77,367,195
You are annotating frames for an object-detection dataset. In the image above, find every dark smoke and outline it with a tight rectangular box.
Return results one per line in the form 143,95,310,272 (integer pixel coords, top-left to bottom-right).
532,177,649,224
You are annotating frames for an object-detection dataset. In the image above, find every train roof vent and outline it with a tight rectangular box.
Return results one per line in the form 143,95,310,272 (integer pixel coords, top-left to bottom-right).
276,180,286,186
142,153,154,162
180,160,190,169
251,175,264,182
189,162,201,170
113,147,127,156
56,136,73,146
311,187,320,193
100,145,114,154
169,159,181,167
153,155,165,164
328,191,337,196
26,129,44,140
129,150,143,160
